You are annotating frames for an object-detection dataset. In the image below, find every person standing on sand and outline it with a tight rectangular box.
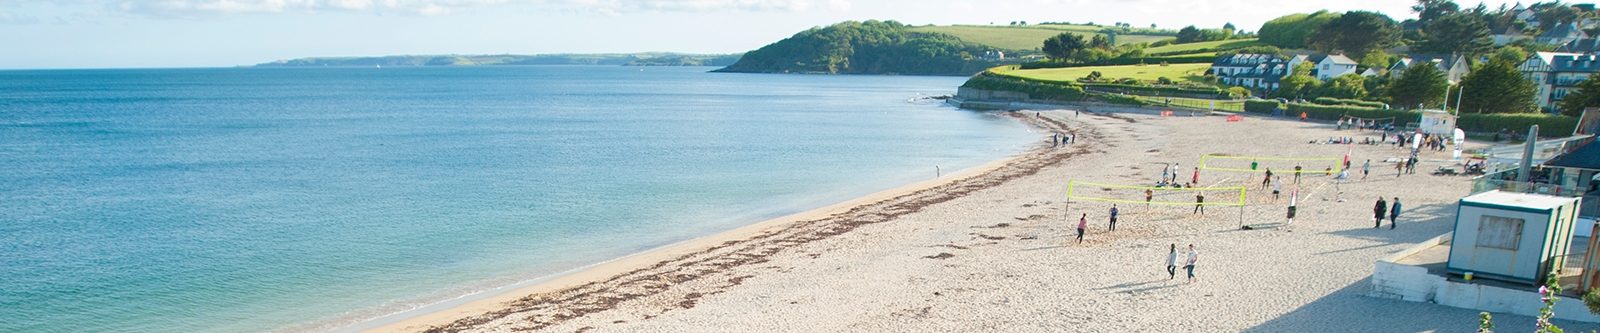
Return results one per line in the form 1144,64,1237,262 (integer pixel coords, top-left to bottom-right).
1262,169,1273,189
1191,167,1200,186
1166,244,1179,280
1395,161,1404,177
1272,177,1282,201
1076,214,1087,244
1293,165,1302,184
1374,197,1389,228
1389,198,1402,230
1362,160,1371,180
1194,193,1205,215
1145,189,1154,207
1051,133,1058,148
1109,205,1119,231
1185,244,1199,283
1251,160,1258,171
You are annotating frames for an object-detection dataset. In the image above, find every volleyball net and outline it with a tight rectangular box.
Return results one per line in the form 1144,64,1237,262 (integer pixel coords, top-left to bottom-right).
1067,181,1246,207
1197,154,1343,174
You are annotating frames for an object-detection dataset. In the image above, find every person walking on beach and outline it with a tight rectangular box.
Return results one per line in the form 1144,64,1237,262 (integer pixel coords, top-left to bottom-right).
1262,168,1273,189
1251,160,1258,171
1193,193,1205,215
1395,161,1404,177
1389,198,1402,230
1166,244,1179,280
1191,167,1200,187
1362,160,1371,180
1076,214,1087,244
1109,205,1119,231
1293,165,1302,184
1145,189,1154,207
1051,133,1058,148
1161,166,1171,186
1374,197,1389,228
1184,244,1199,283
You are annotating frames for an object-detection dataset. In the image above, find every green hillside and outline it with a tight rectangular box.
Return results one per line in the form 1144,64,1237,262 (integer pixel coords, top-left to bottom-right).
717,20,999,75
1142,38,1262,55
1005,63,1212,84
907,25,1172,51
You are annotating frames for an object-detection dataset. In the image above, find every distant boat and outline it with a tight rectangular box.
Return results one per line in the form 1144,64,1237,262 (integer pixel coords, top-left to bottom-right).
375,64,381,68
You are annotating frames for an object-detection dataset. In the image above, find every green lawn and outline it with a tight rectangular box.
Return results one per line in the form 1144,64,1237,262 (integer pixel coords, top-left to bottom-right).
908,25,1172,51
1143,38,1261,55
1004,63,1212,83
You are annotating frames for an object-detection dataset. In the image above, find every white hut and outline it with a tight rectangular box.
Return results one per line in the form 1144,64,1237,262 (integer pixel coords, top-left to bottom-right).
1448,190,1583,285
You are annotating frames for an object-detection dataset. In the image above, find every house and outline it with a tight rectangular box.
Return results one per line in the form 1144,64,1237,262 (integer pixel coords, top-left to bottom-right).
1561,38,1600,53
1389,54,1472,84
1359,67,1381,77
1515,3,1541,27
1209,53,1306,92
1538,22,1589,46
980,50,1005,61
1519,52,1600,112
1494,26,1531,46
1309,54,1357,80
1447,190,1582,285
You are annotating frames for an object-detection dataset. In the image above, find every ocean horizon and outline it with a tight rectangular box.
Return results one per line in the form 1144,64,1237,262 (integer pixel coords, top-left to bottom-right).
0,65,1034,332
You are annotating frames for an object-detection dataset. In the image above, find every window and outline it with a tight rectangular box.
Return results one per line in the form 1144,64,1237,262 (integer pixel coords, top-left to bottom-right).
1476,215,1525,250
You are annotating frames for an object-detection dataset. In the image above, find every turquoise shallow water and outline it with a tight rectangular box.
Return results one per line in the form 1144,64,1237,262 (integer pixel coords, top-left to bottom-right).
0,66,1033,332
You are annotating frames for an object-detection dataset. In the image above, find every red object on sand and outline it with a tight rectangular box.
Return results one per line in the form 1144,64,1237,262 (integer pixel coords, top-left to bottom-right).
1161,111,1174,117
1226,115,1242,122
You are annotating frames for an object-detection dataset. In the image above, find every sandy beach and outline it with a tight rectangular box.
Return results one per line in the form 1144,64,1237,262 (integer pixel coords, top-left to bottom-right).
370,110,1600,332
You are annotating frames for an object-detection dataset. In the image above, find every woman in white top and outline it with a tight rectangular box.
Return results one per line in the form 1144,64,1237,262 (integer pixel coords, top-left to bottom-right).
1185,244,1199,283
1166,244,1178,279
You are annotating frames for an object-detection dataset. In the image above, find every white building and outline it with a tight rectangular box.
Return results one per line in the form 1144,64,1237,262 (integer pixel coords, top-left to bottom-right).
1310,54,1358,80
1209,53,1306,92
1389,54,1472,84
1448,190,1582,285
1519,52,1600,112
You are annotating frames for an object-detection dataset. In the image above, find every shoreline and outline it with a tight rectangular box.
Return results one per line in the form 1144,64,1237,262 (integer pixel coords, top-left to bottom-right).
350,112,1072,333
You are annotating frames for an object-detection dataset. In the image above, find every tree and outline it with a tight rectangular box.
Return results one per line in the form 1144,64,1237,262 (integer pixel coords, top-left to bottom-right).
1277,62,1320,99
1560,73,1600,116
1258,11,1341,48
1089,34,1112,49
1492,45,1529,65
1417,13,1494,57
1224,22,1237,31
1389,60,1449,109
1412,0,1461,23
1359,51,1394,71
1042,32,1088,61
1176,26,1202,43
1309,11,1402,58
1458,60,1537,113
1317,74,1368,99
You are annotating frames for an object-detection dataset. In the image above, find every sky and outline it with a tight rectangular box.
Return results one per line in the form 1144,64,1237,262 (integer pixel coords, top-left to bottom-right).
0,0,1528,69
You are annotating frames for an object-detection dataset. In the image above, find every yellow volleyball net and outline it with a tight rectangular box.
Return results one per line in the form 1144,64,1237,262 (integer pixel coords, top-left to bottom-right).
1066,181,1246,207
1197,154,1343,174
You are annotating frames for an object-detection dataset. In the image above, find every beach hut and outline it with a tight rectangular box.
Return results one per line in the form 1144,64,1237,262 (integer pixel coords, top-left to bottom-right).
1419,109,1457,136
1448,190,1583,285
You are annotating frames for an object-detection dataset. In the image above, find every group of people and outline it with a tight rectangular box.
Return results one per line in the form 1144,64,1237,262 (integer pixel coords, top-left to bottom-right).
1335,118,1394,132
1373,197,1404,229
1050,132,1075,147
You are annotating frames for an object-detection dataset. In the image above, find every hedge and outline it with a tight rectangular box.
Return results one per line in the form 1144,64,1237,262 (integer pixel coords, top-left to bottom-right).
1018,55,1216,69
1310,97,1387,109
1458,113,1579,137
1081,83,1227,99
1285,103,1416,122
1244,100,1281,114
960,72,1087,101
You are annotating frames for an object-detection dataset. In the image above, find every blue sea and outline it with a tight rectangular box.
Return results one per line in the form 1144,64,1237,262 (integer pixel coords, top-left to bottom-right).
0,66,1033,332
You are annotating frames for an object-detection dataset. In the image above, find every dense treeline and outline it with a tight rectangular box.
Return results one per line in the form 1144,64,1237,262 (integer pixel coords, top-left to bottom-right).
716,20,995,75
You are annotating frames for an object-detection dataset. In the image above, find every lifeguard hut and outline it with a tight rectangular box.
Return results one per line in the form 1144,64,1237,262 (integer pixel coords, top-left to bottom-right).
1419,109,1458,136
1448,190,1583,285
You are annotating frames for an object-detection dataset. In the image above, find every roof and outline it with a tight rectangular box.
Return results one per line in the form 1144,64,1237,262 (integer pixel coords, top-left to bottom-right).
1549,53,1600,72
1311,54,1357,65
1499,26,1526,36
1562,38,1600,53
1545,139,1600,170
1212,53,1288,67
1462,190,1581,211
1540,22,1588,40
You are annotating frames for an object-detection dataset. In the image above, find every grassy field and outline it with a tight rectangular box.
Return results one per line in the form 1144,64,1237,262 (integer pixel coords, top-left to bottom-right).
1143,38,1261,55
908,25,1172,51
1004,63,1212,83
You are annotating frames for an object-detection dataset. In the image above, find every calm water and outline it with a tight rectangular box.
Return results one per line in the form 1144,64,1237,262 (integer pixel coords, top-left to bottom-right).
0,66,1032,332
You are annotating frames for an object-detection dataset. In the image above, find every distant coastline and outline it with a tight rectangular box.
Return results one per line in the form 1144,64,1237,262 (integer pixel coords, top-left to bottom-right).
253,53,741,68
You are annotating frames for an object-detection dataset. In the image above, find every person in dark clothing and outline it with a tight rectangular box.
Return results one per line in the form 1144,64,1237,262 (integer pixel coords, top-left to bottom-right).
1262,169,1273,189
1194,193,1205,215
1293,165,1302,184
1109,205,1119,231
1389,198,1402,230
1374,197,1388,228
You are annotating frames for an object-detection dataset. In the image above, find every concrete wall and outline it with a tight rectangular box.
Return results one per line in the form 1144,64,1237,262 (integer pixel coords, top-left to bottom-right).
1372,233,1600,323
955,87,1030,102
